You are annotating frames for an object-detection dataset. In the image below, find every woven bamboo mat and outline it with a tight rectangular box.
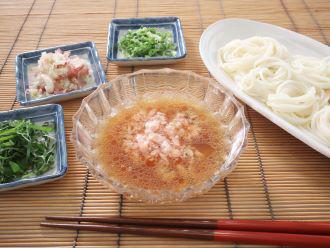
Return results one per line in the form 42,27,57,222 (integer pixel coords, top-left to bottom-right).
0,0,329,247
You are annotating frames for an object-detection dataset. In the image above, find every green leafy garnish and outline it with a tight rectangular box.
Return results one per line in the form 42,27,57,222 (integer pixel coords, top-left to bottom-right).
0,119,56,184
118,27,176,58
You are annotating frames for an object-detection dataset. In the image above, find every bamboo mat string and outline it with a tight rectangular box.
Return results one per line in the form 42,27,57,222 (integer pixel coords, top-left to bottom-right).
301,0,329,45
196,0,235,225
237,0,318,222
223,180,234,220
223,180,236,248
72,171,90,248
130,0,139,75
117,2,139,248
195,6,236,248
8,0,57,111
72,1,118,248
35,0,57,49
116,194,124,248
218,0,226,18
246,109,275,221
211,0,237,224
0,0,36,75
104,0,118,80
8,98,16,110
279,0,298,32
113,2,122,247
196,0,237,232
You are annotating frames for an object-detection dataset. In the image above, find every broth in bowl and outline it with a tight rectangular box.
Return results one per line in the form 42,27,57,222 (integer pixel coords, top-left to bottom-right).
95,95,228,192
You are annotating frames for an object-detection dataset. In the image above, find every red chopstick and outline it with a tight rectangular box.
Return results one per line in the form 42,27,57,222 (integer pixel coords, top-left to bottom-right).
41,222,330,248
45,216,330,235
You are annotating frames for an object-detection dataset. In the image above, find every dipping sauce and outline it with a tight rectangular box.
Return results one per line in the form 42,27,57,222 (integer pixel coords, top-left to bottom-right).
95,96,228,191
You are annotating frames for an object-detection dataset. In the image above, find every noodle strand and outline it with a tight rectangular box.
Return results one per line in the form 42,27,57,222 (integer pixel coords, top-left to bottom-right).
218,36,330,146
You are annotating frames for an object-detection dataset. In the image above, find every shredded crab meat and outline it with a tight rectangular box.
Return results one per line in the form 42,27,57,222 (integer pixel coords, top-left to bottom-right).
27,49,94,99
123,109,202,166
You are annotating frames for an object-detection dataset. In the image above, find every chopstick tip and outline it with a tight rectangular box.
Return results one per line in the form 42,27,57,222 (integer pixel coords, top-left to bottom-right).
45,216,58,220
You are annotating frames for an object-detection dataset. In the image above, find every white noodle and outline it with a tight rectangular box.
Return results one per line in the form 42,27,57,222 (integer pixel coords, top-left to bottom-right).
291,55,330,90
310,106,330,146
238,57,292,102
217,36,330,147
267,80,327,125
218,37,289,78
237,71,271,102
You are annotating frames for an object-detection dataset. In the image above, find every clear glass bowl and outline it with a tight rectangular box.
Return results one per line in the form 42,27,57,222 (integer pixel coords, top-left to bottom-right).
72,68,250,203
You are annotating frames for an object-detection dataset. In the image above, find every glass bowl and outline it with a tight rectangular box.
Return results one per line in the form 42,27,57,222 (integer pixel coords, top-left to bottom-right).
72,68,249,203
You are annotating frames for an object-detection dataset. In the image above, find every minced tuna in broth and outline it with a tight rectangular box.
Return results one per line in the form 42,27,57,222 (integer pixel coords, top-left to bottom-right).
95,96,228,191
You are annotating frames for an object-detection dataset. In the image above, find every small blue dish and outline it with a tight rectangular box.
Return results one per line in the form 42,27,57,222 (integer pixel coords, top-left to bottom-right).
107,16,187,66
0,104,67,192
16,41,106,106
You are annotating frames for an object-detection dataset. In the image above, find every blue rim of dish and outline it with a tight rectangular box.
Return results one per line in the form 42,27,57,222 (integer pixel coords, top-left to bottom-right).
16,41,106,106
0,104,67,191
107,16,187,62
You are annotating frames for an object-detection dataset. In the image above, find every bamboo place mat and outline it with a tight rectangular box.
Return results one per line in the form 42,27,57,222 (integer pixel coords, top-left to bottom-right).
0,0,329,247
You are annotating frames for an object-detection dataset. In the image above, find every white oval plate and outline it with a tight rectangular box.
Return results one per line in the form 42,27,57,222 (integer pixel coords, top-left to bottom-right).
199,18,330,158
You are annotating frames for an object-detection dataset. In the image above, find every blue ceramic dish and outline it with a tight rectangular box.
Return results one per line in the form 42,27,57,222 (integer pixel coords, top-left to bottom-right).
107,16,187,66
16,41,106,106
0,104,67,192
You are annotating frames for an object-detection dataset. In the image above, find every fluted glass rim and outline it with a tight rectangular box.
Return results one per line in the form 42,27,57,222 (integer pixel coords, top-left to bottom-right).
72,68,250,203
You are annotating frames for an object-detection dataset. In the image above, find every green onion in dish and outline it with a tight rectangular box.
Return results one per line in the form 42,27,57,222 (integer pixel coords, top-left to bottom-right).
118,27,176,58
0,119,56,184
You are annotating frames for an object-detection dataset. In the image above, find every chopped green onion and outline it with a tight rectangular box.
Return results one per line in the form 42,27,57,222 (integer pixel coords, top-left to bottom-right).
119,27,176,58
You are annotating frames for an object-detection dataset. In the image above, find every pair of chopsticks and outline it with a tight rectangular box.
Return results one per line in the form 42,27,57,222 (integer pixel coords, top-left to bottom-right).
41,216,330,247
